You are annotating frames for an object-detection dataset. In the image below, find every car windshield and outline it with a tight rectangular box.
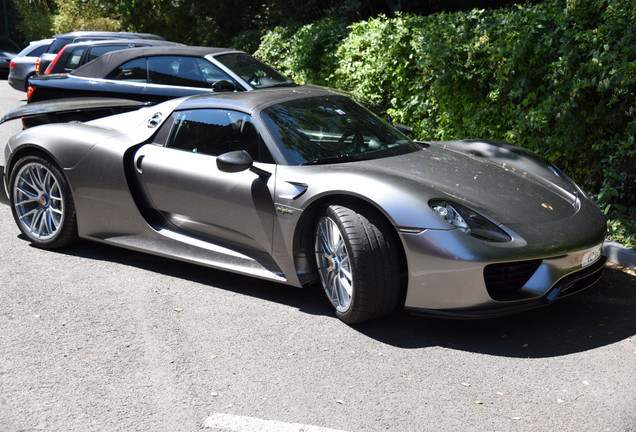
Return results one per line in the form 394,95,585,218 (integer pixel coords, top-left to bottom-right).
213,52,296,89
261,96,420,166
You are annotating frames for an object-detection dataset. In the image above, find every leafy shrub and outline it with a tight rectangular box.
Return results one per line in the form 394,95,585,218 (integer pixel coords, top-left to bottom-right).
257,0,636,246
256,16,350,86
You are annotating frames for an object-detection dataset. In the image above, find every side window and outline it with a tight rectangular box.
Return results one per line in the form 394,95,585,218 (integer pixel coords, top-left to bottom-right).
148,56,233,88
86,44,130,63
63,47,87,70
28,44,49,57
166,109,272,162
105,58,147,82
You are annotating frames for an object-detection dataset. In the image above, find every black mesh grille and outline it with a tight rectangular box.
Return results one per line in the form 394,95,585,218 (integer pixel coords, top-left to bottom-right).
484,260,543,301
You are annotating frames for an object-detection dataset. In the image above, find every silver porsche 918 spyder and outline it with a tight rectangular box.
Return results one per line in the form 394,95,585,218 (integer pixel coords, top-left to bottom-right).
0,86,607,323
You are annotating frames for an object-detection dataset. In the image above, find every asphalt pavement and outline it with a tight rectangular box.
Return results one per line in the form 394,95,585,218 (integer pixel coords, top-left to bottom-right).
1,78,635,432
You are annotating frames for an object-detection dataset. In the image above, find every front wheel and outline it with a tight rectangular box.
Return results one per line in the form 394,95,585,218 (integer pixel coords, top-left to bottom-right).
314,204,402,324
10,155,78,249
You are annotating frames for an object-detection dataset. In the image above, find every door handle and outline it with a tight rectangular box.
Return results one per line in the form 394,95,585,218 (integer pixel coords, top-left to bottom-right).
135,155,144,172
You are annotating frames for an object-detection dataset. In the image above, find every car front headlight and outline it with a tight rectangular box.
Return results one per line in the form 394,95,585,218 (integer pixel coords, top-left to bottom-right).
429,200,511,242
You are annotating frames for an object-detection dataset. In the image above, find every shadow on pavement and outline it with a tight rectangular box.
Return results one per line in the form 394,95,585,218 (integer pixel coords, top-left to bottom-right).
39,237,636,359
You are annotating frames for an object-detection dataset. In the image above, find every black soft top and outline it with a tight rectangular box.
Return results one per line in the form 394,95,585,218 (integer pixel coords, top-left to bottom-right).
71,46,239,78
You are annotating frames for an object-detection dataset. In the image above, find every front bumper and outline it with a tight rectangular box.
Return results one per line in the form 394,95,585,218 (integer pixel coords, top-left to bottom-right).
405,255,606,318
399,206,606,318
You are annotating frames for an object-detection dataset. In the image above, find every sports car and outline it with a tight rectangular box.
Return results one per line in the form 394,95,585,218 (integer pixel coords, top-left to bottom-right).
0,86,607,323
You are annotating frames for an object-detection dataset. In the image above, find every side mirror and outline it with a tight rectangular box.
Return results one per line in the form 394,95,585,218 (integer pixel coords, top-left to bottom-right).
216,150,271,177
394,123,413,137
212,80,237,92
217,150,253,172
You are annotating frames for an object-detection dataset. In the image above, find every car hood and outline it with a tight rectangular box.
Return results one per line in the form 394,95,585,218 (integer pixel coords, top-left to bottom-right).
355,140,582,226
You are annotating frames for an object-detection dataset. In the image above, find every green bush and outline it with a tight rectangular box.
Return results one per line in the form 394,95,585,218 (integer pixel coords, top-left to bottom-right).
255,16,350,87
256,0,635,247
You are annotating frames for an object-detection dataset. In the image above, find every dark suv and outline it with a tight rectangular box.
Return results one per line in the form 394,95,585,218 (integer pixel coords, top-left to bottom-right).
44,39,182,75
36,31,166,75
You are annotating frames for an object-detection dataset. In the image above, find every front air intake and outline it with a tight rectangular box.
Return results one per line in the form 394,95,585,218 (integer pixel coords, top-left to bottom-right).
484,260,543,301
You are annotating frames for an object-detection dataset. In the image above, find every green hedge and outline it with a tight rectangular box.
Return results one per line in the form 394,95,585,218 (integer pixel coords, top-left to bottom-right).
256,0,636,247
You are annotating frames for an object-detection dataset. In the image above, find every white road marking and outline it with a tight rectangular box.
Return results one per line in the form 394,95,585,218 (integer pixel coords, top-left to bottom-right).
203,413,349,432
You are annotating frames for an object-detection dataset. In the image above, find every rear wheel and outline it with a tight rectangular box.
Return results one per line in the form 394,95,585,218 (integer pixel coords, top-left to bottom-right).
10,155,78,249
314,204,401,324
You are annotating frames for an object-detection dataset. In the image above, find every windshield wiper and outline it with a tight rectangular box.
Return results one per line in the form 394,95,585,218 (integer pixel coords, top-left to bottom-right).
265,82,298,88
302,154,363,166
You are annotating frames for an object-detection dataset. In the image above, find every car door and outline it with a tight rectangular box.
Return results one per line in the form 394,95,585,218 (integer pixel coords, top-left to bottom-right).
133,108,277,254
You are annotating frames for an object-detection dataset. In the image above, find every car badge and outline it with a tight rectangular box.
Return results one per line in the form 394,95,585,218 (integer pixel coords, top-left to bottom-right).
147,112,162,128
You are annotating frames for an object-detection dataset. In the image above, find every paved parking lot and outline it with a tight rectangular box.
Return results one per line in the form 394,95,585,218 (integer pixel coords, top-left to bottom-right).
1,79,635,432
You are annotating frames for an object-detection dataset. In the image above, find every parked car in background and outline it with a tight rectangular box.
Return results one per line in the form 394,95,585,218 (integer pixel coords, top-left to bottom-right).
8,38,53,91
36,31,166,75
27,46,295,104
0,36,21,76
43,39,183,75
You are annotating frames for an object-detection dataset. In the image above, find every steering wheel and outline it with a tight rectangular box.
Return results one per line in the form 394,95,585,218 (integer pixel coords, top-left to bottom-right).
248,75,261,86
338,131,365,153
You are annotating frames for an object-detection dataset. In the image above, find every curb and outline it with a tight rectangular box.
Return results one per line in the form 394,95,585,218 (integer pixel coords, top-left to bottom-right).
603,241,636,270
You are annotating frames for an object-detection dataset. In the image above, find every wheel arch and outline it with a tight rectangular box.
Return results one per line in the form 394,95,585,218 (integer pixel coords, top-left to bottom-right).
292,193,409,295
6,145,63,183
6,146,77,209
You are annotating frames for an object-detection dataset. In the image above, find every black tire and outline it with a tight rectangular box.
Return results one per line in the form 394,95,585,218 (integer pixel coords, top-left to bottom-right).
314,204,402,324
9,154,78,249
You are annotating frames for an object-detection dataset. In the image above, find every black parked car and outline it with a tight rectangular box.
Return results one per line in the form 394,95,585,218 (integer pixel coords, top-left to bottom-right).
35,31,166,75
43,39,183,75
27,46,296,103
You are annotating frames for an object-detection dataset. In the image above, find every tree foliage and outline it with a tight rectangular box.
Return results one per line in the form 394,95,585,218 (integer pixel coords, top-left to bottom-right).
258,0,635,245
